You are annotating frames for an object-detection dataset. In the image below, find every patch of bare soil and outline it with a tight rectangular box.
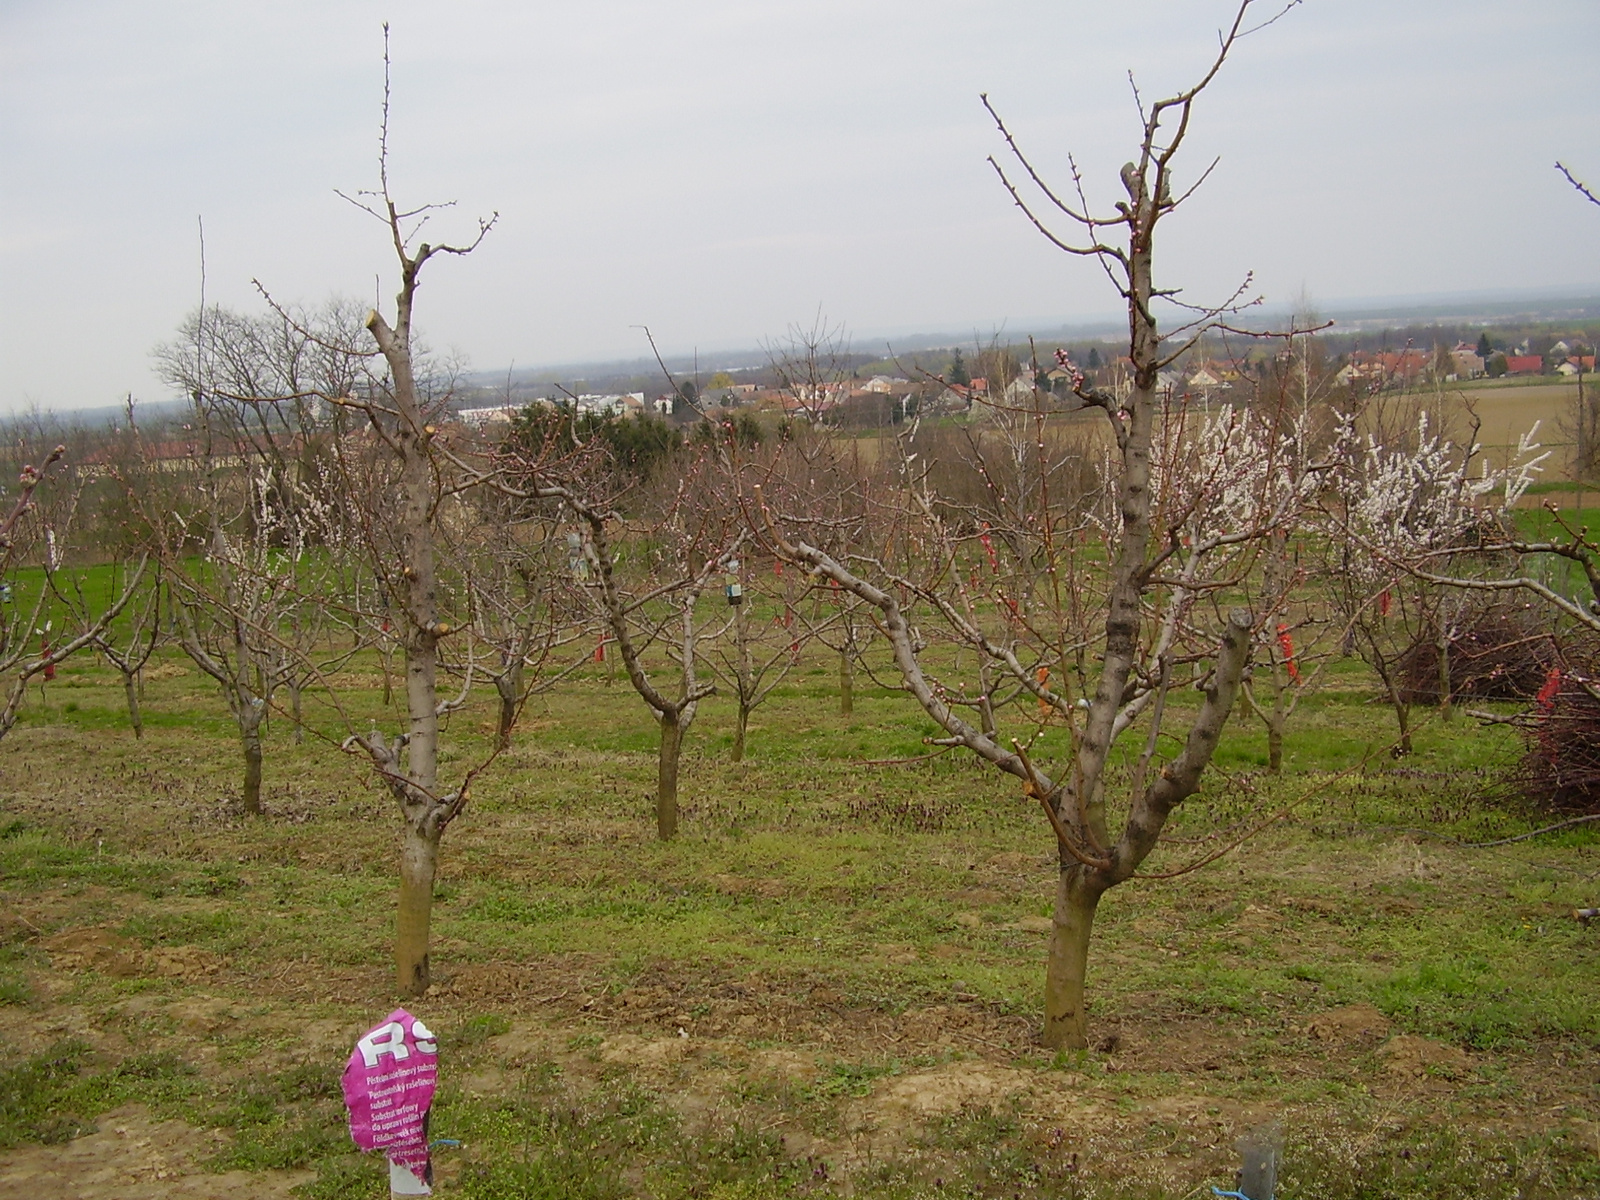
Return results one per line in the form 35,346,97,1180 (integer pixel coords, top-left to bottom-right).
41,928,144,978
1306,1002,1392,1045
1080,1011,1251,1075
0,1104,311,1200
42,928,227,984
432,959,1041,1057
867,1060,1029,1120
1380,1033,1475,1083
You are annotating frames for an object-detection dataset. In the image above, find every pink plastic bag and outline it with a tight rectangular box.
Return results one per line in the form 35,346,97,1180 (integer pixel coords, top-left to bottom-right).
342,1008,438,1184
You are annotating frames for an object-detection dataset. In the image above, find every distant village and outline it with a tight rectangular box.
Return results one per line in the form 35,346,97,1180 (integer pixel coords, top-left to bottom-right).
455,331,1596,432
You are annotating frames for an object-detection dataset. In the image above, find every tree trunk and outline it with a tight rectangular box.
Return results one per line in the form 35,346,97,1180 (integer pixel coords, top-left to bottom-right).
290,679,304,744
495,663,522,751
733,598,753,759
395,821,440,997
497,693,517,751
1391,692,1412,756
839,646,853,716
657,714,682,840
1367,636,1412,756
1267,718,1283,774
240,706,263,815
1043,867,1104,1050
1436,629,1453,722
123,671,143,739
367,304,446,998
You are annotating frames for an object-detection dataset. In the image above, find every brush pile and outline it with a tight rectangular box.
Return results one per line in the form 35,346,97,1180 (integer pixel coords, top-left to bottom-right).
1507,645,1600,814
1398,602,1558,705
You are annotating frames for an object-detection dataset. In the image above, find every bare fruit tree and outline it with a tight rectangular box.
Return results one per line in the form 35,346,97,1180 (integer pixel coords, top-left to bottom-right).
163,454,352,810
758,0,1318,1048
150,303,362,810
0,448,147,740
564,468,743,840
458,475,593,752
338,125,497,994
165,30,506,995
700,420,836,762
94,568,162,740
1232,326,1343,771
706,547,834,762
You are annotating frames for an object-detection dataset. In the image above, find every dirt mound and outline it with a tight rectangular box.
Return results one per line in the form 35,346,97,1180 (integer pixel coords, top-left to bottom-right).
432,962,543,1005
600,1032,690,1067
146,946,226,981
165,996,244,1035
42,929,227,984
749,1047,820,1081
1306,1003,1392,1044
41,929,143,978
1381,1034,1473,1080
484,1023,557,1064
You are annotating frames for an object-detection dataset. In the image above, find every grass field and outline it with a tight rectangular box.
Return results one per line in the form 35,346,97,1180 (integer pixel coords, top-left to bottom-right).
1386,376,1584,481
0,641,1597,1198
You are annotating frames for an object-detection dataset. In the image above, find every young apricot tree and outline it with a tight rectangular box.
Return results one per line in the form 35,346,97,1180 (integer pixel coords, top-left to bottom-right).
459,507,590,753
94,569,162,739
338,189,497,994
148,32,521,995
149,302,362,809
757,0,1317,1048
0,447,148,739
703,550,817,763
568,467,743,840
1327,406,1549,750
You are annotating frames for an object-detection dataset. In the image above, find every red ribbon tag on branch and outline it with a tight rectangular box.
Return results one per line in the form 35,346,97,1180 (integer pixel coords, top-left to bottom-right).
1276,623,1299,683
1536,666,1562,713
1535,666,1563,763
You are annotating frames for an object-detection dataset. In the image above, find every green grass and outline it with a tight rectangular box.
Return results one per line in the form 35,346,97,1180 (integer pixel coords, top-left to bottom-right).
0,1040,202,1149
0,639,1597,1195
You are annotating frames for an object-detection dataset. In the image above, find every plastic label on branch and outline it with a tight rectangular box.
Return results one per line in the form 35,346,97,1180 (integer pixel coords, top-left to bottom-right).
343,1008,439,1194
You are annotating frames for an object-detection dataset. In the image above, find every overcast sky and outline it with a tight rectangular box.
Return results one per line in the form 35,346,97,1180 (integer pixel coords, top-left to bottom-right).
2,0,1596,412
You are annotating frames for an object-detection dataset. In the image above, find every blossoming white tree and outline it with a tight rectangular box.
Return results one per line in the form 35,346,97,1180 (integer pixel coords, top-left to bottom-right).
1327,407,1550,749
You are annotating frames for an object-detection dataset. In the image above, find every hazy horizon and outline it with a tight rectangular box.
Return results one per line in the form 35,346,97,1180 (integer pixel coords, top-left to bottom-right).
3,0,1597,414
